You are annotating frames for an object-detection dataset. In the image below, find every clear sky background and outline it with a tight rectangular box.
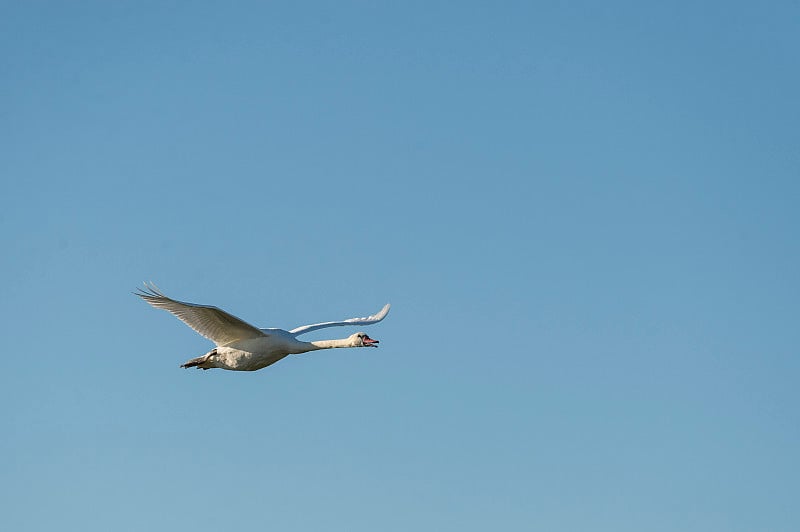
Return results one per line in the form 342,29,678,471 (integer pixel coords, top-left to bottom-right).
2,1,798,530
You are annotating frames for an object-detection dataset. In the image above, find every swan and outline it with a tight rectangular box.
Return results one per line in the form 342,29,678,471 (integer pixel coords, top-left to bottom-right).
135,283,390,371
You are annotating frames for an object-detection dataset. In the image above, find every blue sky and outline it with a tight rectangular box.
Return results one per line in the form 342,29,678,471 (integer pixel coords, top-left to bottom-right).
2,1,798,530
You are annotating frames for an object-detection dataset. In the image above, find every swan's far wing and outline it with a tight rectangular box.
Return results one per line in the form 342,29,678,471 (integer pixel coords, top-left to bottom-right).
289,303,391,335
136,283,267,346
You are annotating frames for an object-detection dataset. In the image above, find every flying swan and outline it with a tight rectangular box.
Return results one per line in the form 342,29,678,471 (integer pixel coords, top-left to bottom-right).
136,283,390,371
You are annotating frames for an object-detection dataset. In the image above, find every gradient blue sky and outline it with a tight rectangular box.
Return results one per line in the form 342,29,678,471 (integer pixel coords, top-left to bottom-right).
2,1,799,530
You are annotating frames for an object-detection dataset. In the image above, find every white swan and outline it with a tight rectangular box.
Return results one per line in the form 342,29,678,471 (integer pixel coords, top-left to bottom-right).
135,283,390,371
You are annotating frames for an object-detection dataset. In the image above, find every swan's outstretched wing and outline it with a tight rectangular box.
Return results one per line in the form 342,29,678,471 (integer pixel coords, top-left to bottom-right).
136,283,267,346
289,303,391,335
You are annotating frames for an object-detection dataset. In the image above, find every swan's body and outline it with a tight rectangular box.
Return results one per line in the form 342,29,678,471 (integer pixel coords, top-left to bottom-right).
136,284,390,371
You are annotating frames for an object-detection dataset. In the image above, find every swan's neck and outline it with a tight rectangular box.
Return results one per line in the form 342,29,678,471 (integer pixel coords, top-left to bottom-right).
308,338,354,350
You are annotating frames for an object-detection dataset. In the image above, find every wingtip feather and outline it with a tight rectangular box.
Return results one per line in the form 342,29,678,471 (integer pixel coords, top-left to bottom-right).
134,281,167,301
374,303,391,321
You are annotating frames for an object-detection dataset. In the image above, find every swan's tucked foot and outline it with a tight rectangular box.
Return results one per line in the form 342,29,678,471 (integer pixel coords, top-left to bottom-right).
180,349,216,369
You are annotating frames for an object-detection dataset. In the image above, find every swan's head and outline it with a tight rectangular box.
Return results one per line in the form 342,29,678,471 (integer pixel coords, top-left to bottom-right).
351,332,379,348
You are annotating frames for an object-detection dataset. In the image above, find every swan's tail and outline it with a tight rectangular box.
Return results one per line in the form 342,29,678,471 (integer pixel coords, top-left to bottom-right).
180,349,217,370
